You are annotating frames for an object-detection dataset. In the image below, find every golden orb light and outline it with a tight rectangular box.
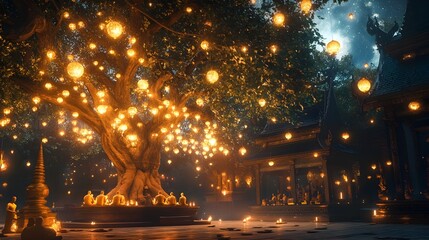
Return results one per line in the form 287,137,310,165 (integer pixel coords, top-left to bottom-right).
273,12,285,26
357,77,372,93
386,161,392,166
326,40,341,55
258,98,266,107
268,161,275,167
200,40,209,50
32,96,41,105
128,106,138,117
67,62,84,78
46,50,56,60
408,101,421,111
239,147,247,156
300,0,312,14
341,132,350,140
206,70,219,84
97,105,108,114
137,79,149,90
196,98,204,106
285,132,292,140
126,49,136,57
106,21,123,39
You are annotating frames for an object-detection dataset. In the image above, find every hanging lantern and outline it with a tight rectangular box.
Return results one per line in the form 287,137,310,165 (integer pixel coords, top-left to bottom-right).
268,161,275,167
137,79,149,90
126,49,136,57
128,106,138,117
300,0,312,14
46,50,56,60
67,62,84,78
357,77,372,93
408,101,421,111
200,40,209,50
258,98,266,107
97,105,108,114
32,96,41,105
273,12,285,26
206,70,219,84
196,98,204,106
341,132,350,140
239,147,247,156
106,21,123,39
284,132,292,140
326,40,340,55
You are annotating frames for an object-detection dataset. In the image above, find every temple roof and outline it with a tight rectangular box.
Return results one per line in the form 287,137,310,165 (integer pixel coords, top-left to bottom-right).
365,0,429,105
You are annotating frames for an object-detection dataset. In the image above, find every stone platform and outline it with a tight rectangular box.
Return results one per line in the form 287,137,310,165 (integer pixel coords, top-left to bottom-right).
373,200,429,224
55,206,202,227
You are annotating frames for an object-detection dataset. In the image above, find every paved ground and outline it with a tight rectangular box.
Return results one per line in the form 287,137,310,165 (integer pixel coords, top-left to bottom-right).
1,221,429,240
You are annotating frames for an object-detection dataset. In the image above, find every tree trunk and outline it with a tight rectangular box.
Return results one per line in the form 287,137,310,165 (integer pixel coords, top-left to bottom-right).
100,132,167,201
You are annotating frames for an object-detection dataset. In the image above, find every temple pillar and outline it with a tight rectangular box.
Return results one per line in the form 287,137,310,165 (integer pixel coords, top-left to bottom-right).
322,158,330,204
384,109,404,200
290,161,297,203
403,123,425,199
255,164,261,205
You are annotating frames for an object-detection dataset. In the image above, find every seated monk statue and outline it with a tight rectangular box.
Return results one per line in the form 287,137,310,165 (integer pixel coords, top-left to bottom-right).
95,191,107,206
83,191,95,206
166,192,177,206
153,191,166,206
178,192,187,206
111,191,126,206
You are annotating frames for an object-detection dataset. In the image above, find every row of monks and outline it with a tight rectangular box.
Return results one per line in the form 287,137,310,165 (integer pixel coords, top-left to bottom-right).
83,190,188,206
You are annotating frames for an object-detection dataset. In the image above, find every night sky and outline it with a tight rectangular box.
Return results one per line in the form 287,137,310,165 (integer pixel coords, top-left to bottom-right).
316,0,407,67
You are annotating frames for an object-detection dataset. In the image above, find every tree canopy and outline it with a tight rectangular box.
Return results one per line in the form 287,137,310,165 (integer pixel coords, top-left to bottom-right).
0,0,338,200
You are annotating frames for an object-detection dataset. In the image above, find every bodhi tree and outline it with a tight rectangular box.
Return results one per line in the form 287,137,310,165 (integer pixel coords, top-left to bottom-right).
0,0,339,201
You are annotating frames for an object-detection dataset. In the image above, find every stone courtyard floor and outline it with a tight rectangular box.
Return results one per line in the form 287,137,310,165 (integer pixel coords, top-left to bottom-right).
1,221,429,240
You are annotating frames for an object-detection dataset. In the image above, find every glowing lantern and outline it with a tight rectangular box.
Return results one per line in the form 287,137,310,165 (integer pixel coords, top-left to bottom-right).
63,12,70,18
408,101,421,111
270,45,278,53
206,70,219,84
137,79,149,90
126,134,138,142
285,132,292,140
300,0,312,14
357,77,372,93
3,108,11,115
386,161,392,166
26,161,31,167
186,7,192,13
341,132,350,140
97,105,108,114
46,50,56,60
313,152,319,158
67,62,84,78
32,96,41,104
42,138,48,143
241,46,248,53
167,159,172,164
127,49,136,57
200,40,209,50
326,40,340,55
118,124,128,132
62,90,70,97
45,83,53,90
371,164,377,170
196,166,201,171
196,98,204,106
89,43,96,49
268,161,274,166
258,98,266,107
128,107,138,117
348,13,355,20
72,112,79,118
239,147,247,156
106,21,123,39
68,23,76,30
273,12,285,26
57,97,64,103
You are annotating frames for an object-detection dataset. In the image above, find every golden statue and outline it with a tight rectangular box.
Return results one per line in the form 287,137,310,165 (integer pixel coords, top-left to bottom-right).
111,191,126,206
166,192,177,206
2,196,18,234
83,191,95,206
178,192,187,206
153,191,166,206
95,191,107,206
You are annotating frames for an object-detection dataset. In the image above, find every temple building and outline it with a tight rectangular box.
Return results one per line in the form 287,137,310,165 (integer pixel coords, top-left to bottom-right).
362,0,429,223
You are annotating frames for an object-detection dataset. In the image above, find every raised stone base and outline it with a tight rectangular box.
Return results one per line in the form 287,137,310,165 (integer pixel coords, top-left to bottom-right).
249,204,373,222
55,206,201,227
373,201,429,224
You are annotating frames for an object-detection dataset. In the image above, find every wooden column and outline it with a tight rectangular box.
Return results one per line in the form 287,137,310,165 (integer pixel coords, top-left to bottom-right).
290,160,297,203
255,164,261,205
385,109,404,199
322,158,330,204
